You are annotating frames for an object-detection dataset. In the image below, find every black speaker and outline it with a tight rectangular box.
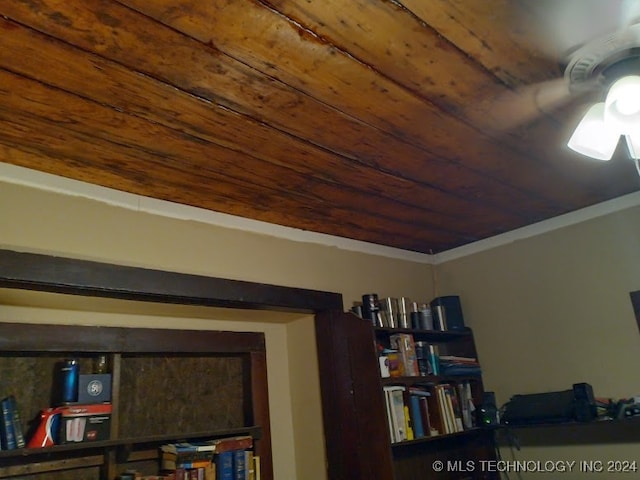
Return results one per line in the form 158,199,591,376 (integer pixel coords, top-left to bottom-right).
430,295,465,330
478,391,499,426
573,382,597,422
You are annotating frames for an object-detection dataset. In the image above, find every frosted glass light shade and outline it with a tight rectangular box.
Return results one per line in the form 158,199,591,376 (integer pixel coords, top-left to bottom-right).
567,102,620,160
604,75,640,134
624,134,640,158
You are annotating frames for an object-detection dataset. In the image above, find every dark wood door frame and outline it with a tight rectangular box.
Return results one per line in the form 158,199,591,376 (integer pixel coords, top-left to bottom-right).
0,249,342,312
0,248,344,480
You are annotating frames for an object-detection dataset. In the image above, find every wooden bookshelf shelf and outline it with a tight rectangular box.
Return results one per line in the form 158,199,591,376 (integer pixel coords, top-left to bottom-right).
374,326,471,340
0,426,263,460
390,426,490,447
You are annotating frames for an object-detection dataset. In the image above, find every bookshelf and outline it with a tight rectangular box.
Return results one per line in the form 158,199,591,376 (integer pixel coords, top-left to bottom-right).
0,323,268,480
315,310,498,480
0,249,344,480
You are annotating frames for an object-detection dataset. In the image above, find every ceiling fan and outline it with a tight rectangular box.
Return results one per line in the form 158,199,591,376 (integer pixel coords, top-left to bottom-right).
509,0,640,176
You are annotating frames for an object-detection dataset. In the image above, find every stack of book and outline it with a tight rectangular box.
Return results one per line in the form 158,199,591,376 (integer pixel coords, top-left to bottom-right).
382,381,477,443
438,355,482,376
0,395,26,450
160,435,258,480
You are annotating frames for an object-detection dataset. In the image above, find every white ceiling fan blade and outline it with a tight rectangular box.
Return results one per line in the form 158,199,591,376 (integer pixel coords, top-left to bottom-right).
518,0,637,59
479,78,578,132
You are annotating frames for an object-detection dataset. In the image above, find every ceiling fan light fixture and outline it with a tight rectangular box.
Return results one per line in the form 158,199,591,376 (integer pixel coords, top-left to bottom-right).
567,102,620,160
624,133,640,158
604,75,640,134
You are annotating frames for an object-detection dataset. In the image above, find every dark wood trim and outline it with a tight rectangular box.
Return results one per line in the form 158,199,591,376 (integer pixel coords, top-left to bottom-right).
631,290,640,334
0,322,265,353
0,248,346,480
250,350,272,479
315,310,395,480
0,249,343,313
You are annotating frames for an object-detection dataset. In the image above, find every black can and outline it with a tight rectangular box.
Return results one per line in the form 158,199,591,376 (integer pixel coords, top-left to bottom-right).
361,294,381,326
60,358,79,403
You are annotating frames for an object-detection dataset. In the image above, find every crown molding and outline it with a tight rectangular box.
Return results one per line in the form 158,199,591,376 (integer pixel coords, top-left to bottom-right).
0,163,432,264
2,163,638,265
432,190,640,264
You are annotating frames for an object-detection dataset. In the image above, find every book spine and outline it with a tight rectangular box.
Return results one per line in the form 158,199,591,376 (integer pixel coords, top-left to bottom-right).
382,387,395,442
245,450,254,480
253,455,261,480
390,387,406,441
216,450,234,480
8,396,25,448
418,396,434,436
409,395,424,438
0,397,17,450
214,435,254,453
233,449,246,480
403,404,414,441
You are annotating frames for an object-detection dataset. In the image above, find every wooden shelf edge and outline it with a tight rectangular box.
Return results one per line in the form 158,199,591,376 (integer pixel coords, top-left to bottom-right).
374,327,471,338
0,454,104,479
0,425,262,460
390,427,490,447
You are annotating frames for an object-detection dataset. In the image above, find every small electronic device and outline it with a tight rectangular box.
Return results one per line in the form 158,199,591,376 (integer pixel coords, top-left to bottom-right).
617,398,640,419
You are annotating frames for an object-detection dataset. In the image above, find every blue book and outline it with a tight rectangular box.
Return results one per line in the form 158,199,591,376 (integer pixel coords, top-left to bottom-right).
0,396,17,450
216,450,234,480
409,395,425,438
7,396,25,448
233,449,246,480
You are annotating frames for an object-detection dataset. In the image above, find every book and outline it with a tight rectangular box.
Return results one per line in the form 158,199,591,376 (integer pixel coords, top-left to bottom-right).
418,395,435,436
160,446,214,471
427,344,440,375
382,387,396,442
204,464,215,480
439,355,481,375
439,355,478,364
216,450,235,480
210,435,253,453
409,394,424,438
389,334,419,376
457,381,476,429
382,385,407,442
423,385,443,435
435,385,455,434
7,396,25,448
188,468,203,480
403,404,414,441
234,448,246,480
164,441,218,453
253,456,261,480
245,450,255,480
177,459,212,469
0,396,17,450
444,384,464,432
388,386,407,442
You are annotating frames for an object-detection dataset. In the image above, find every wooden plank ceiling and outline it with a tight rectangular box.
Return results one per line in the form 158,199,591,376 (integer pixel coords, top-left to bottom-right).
1,0,638,253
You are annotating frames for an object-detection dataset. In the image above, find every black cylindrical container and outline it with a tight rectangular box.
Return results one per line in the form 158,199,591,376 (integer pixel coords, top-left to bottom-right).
410,302,421,329
60,358,79,403
361,294,381,326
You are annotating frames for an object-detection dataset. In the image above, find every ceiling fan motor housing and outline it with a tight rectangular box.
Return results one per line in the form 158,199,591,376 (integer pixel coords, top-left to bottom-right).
564,24,640,92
